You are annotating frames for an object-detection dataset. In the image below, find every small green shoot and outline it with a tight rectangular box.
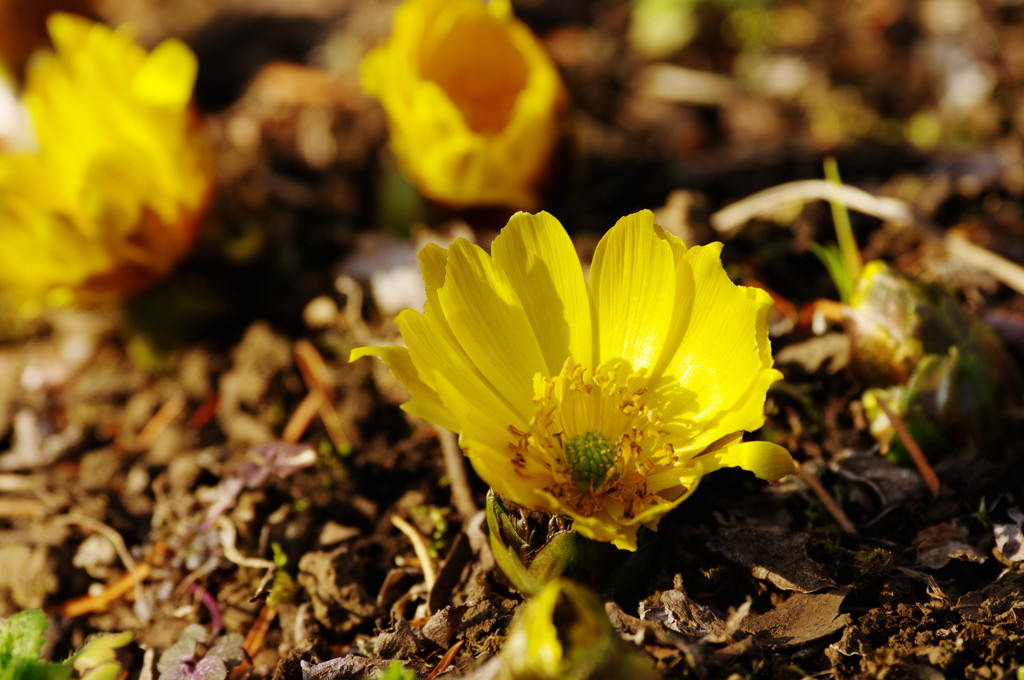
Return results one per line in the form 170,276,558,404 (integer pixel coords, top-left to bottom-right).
376,660,416,680
267,542,298,607
809,157,863,303
71,631,133,680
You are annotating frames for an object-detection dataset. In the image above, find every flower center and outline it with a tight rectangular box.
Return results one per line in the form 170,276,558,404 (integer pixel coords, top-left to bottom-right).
507,359,685,520
419,9,528,135
563,431,617,491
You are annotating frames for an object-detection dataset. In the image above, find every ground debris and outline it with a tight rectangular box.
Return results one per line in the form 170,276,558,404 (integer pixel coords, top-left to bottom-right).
740,588,851,648
708,526,836,592
297,545,379,633
299,656,395,680
827,573,1024,678
3,0,1024,677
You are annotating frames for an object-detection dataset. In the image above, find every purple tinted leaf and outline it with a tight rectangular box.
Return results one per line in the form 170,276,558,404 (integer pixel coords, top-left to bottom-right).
206,634,244,667
156,628,244,680
188,656,228,680
156,625,205,673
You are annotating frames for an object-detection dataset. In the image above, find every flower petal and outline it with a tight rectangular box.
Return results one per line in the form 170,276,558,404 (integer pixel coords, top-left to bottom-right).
418,241,449,307
461,435,552,508
133,39,197,106
398,244,533,431
565,509,640,551
395,306,521,431
349,344,458,432
436,239,548,418
649,230,696,382
589,210,676,370
360,0,563,208
693,440,797,481
491,211,592,373
659,243,780,430
534,490,637,549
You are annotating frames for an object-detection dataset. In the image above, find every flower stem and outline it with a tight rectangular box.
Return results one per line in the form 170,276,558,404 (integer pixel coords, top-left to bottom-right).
877,398,940,497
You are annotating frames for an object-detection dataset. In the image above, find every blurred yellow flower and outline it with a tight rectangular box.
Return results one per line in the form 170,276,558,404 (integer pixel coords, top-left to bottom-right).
361,0,566,209
0,13,212,320
352,210,795,550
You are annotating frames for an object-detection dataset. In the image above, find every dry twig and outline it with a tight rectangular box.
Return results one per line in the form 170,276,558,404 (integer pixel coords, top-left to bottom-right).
230,605,278,679
215,516,277,571
0,496,44,519
796,464,857,534
134,393,187,451
426,640,465,680
946,228,1024,296
54,563,151,618
391,514,438,590
439,429,477,520
281,391,324,444
51,514,148,615
877,399,940,496
294,339,352,452
711,179,914,235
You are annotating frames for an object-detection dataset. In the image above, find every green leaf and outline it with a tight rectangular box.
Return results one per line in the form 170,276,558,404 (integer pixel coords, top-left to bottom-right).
0,611,71,680
823,157,862,288
376,661,416,680
809,241,854,303
487,494,544,596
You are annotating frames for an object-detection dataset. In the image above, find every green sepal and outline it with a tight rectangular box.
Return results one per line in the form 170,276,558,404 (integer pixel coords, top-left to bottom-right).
486,492,593,596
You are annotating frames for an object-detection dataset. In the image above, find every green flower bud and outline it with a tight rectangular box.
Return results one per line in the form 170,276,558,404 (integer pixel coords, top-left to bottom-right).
497,580,658,680
486,491,592,595
846,261,950,385
852,262,1022,456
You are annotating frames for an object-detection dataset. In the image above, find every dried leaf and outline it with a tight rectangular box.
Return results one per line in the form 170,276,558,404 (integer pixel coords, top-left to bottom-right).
775,332,851,374
300,656,392,680
741,589,851,647
993,508,1024,563
913,523,986,569
708,527,836,592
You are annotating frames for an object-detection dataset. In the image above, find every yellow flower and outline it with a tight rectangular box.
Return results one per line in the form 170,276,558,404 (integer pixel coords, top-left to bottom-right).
352,210,795,550
361,0,566,209
0,14,212,320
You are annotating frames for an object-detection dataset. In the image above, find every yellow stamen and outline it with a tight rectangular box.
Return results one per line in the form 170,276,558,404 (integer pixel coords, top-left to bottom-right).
509,359,675,519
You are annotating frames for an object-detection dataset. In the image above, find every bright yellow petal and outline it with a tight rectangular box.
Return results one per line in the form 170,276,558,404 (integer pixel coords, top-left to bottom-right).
0,14,209,318
133,39,197,106
659,243,780,429
411,243,536,429
589,210,676,371
397,304,528,443
436,238,548,418
360,0,563,208
418,241,449,308
491,211,592,374
46,13,95,55
349,344,458,432
693,440,796,481
461,435,552,508
563,507,641,551
649,233,696,382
